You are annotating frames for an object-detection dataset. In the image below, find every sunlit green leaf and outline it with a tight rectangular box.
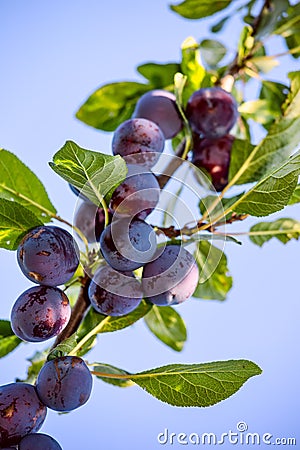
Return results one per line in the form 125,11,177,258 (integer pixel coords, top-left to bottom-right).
232,150,300,217
137,62,180,88
170,0,233,20
0,199,43,250
288,184,300,205
199,39,226,67
194,241,232,301
0,320,22,359
229,72,300,185
249,218,300,246
144,306,187,351
93,359,262,407
0,149,56,221
49,141,127,204
180,37,205,104
76,82,150,131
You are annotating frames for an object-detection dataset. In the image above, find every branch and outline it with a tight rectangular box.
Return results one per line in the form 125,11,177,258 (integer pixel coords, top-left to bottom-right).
53,273,91,347
154,212,248,239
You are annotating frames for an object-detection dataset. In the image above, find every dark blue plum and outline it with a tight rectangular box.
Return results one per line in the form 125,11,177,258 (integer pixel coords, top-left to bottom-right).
36,356,93,412
88,265,142,316
112,118,164,168
142,245,199,306
133,90,183,139
109,164,160,219
186,87,238,138
19,433,62,450
192,134,234,191
100,218,157,272
74,202,107,243
17,226,80,286
0,383,47,447
11,286,71,342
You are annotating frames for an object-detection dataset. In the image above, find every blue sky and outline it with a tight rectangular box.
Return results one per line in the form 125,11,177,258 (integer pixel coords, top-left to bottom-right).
0,1,299,449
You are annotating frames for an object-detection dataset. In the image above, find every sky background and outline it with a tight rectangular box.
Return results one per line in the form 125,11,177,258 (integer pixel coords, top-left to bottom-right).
0,1,299,449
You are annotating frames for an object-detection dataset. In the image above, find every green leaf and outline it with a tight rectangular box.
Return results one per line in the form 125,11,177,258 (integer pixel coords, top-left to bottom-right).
0,335,22,359
174,72,187,108
274,3,300,36
180,37,205,104
71,301,152,357
132,360,262,407
274,3,300,58
199,193,244,222
78,300,152,336
229,72,300,185
237,26,254,65
170,0,233,20
248,56,279,74
49,141,127,205
238,99,279,125
254,0,289,39
0,320,15,337
232,150,300,217
0,320,22,359
260,81,288,116
288,184,300,205
0,149,56,221
194,241,232,301
199,39,226,67
144,306,187,352
137,62,180,88
47,334,78,360
211,15,230,33
249,218,300,246
19,350,48,384
283,72,300,117
0,199,43,250
76,82,150,132
93,363,134,388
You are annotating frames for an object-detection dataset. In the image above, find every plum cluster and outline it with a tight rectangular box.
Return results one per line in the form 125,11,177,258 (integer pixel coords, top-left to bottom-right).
186,87,238,191
0,227,93,447
1,86,237,447
0,356,92,447
11,225,79,343
73,99,200,316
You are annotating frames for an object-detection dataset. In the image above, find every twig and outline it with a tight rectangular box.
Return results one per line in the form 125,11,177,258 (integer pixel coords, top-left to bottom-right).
52,273,91,347
154,213,248,239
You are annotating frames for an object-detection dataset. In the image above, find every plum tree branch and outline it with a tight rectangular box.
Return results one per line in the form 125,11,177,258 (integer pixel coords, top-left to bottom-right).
52,273,91,347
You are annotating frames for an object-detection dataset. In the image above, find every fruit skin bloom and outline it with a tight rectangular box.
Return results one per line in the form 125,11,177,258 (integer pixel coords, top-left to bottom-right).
17,225,79,287
88,265,142,316
142,245,199,306
112,117,165,168
18,433,62,450
192,134,234,192
10,285,71,343
36,356,93,412
186,87,238,138
0,383,47,447
133,90,183,139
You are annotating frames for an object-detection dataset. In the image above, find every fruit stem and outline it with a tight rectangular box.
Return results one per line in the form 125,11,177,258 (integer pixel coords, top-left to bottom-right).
68,316,111,356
